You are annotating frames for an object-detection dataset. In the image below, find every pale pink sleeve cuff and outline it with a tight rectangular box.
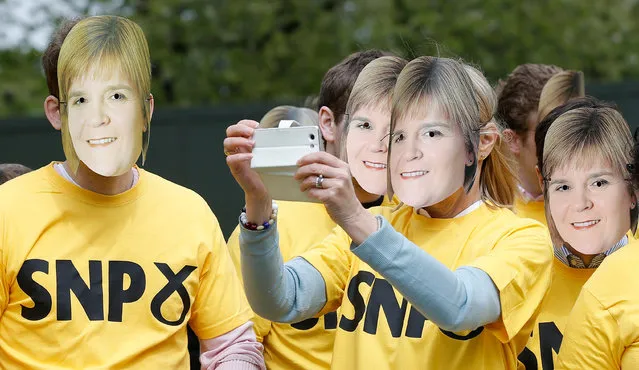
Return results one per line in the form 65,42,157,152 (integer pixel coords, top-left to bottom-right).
200,321,265,370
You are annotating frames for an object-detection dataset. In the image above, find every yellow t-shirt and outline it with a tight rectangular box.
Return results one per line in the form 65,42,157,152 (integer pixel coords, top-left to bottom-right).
0,163,251,369
514,197,547,226
302,203,552,370
227,196,396,370
556,240,639,370
519,258,595,370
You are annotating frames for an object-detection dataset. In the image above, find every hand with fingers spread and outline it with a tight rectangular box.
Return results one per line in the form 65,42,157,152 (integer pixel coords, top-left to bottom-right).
224,120,272,223
295,152,378,244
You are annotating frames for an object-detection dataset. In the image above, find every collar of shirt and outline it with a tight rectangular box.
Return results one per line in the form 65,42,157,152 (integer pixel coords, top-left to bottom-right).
554,235,629,268
54,163,139,189
518,184,544,203
416,200,483,218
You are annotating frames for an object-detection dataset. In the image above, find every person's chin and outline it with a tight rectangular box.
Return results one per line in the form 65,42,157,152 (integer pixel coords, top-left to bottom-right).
397,192,428,208
90,162,129,177
363,185,386,197
92,166,118,177
570,241,606,256
359,177,386,195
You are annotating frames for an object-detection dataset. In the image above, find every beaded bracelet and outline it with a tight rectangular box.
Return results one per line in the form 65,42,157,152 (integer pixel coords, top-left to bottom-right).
239,201,279,231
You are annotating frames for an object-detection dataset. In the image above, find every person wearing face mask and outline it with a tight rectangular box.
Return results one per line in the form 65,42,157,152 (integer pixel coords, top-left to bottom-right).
517,97,636,370
0,16,265,369
226,55,406,370
339,58,404,199
553,114,639,370
224,56,552,369
497,64,583,225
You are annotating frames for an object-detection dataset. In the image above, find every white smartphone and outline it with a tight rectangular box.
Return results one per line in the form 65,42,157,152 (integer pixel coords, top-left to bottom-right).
251,125,322,203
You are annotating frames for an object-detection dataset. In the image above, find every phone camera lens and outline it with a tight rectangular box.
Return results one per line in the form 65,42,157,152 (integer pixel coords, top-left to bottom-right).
310,144,315,148
310,134,315,140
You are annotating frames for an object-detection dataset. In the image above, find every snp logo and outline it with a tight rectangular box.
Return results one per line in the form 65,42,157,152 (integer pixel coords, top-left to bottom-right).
17,259,196,325
338,271,484,340
518,322,563,370
291,311,338,331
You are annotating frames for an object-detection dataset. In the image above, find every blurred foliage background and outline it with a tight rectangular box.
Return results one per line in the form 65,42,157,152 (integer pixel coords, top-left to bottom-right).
1,0,639,117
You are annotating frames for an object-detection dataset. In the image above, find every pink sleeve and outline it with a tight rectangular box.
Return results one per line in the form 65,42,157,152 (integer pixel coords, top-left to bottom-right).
199,321,266,370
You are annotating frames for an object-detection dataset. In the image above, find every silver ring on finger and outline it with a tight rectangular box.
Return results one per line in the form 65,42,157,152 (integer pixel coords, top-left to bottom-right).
315,174,324,189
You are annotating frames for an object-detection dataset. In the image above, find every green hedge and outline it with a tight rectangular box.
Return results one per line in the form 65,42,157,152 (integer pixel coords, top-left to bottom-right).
2,0,639,117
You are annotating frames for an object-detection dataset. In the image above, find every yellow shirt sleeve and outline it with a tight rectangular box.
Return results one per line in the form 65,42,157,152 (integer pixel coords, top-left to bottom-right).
227,225,242,279
555,287,622,370
468,221,552,343
227,224,271,342
0,210,6,314
189,212,252,340
300,225,353,317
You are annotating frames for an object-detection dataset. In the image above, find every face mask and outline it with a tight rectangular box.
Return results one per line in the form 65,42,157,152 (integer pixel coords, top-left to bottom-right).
390,113,470,208
64,70,146,177
345,106,391,196
548,160,632,255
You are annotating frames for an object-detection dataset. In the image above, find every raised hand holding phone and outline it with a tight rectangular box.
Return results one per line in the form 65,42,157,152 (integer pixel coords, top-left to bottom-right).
223,120,272,223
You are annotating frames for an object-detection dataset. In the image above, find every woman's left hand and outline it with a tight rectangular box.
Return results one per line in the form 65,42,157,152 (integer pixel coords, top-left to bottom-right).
295,152,378,244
